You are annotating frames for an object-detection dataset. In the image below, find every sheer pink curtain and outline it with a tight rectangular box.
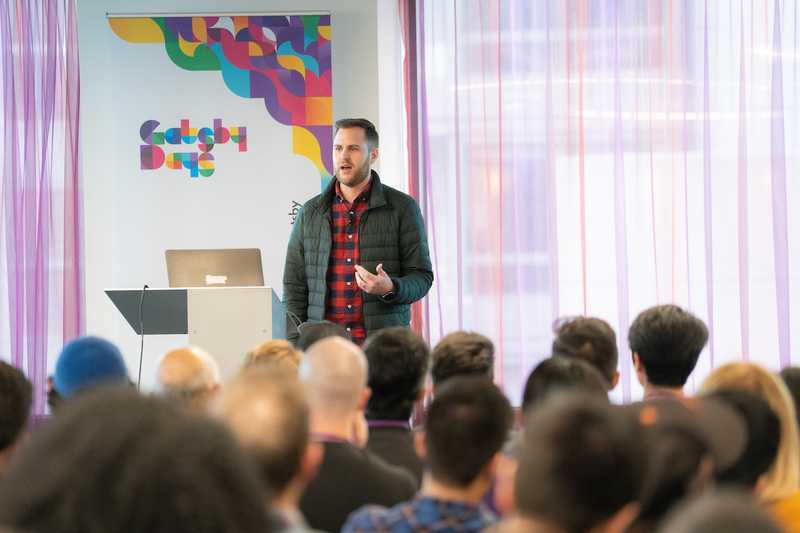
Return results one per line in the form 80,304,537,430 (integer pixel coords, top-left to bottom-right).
1,0,83,415
402,0,800,404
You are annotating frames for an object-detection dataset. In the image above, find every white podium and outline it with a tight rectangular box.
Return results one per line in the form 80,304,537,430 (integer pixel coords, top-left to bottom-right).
105,286,285,380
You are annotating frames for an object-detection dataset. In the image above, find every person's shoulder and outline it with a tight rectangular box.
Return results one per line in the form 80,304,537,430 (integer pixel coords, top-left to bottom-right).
323,442,416,493
299,191,327,214
381,184,418,208
344,501,414,533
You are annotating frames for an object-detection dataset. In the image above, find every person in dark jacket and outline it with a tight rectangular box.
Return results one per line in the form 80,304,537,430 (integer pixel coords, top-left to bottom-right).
283,118,433,344
363,327,431,486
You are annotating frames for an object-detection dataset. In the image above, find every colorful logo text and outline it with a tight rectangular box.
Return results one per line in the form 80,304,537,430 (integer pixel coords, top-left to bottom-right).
139,119,247,178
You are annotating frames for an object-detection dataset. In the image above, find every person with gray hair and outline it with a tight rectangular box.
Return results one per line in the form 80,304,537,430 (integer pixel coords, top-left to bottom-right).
298,337,415,532
155,346,220,412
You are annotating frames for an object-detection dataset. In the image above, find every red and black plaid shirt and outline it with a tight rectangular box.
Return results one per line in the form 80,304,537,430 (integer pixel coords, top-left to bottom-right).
325,179,372,344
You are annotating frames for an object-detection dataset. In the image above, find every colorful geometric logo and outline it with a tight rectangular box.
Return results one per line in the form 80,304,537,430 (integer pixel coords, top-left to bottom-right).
140,119,246,178
110,15,333,186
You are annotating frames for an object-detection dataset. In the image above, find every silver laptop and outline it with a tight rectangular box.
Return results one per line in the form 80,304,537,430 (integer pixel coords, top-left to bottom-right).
165,248,264,288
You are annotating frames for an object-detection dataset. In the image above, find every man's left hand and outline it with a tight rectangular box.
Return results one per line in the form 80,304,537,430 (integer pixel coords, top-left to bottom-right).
354,263,394,296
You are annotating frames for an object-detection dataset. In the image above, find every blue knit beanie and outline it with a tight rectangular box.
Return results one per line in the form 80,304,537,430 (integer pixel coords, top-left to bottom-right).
54,336,129,398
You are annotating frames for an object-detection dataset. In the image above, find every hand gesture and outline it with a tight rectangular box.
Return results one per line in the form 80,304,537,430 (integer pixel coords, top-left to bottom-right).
354,263,394,296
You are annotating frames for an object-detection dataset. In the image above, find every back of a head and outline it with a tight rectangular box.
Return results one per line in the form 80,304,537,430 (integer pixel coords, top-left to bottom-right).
425,376,512,487
628,305,708,387
704,388,781,489
702,362,800,501
243,339,302,375
658,490,783,533
53,336,129,399
431,331,494,387
629,399,731,529
515,395,644,532
218,368,309,495
521,357,609,415
0,388,272,533
552,316,618,387
0,362,32,453
156,346,220,409
300,337,367,419
363,327,430,420
296,321,350,351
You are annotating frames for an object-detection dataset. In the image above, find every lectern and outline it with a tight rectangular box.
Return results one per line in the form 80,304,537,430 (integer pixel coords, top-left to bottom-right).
105,286,285,380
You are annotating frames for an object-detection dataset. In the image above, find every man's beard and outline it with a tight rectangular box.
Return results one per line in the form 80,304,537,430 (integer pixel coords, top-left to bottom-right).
337,159,371,185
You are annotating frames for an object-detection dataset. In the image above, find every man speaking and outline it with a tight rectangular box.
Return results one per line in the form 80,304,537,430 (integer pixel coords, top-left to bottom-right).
283,118,433,345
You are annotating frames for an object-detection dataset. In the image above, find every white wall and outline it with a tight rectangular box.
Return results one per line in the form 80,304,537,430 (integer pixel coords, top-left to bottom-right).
77,0,384,389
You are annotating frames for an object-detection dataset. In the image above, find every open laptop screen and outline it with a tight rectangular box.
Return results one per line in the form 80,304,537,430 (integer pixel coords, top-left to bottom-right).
165,248,264,288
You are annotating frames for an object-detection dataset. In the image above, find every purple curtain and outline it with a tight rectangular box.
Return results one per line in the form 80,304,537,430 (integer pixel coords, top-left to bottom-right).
1,0,83,415
407,0,799,405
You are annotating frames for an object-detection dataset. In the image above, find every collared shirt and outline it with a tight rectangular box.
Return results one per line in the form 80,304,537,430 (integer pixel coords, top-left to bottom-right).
325,178,372,344
343,495,497,533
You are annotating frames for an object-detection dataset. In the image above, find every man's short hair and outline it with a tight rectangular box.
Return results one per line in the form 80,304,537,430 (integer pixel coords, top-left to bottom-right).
521,357,608,415
431,331,494,386
363,327,430,420
296,321,350,351
220,368,310,494
334,118,379,150
552,316,618,385
628,305,708,387
0,388,272,533
706,389,781,488
425,376,512,487
0,362,32,451
515,395,644,532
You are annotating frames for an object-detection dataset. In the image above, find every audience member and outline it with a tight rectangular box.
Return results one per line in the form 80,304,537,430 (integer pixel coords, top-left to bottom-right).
705,389,781,489
702,362,800,533
362,327,430,486
626,397,747,533
552,316,620,389
431,331,494,388
0,388,273,533
218,368,322,532
243,339,302,375
521,356,608,415
628,305,708,401
49,336,129,409
298,337,415,531
296,320,350,351
702,363,799,496
344,376,513,533
155,346,220,412
491,357,608,518
508,395,644,533
658,490,783,533
0,362,32,475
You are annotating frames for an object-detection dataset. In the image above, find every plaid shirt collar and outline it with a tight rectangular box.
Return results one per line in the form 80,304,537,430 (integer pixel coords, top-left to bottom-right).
334,174,374,205
323,170,385,212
